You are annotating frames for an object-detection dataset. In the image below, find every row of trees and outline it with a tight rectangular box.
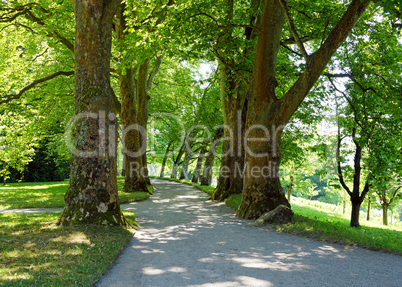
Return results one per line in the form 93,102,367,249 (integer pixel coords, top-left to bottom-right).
1,0,401,227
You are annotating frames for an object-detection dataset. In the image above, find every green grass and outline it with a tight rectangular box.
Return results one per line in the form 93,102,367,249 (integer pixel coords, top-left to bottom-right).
224,193,402,255
0,177,149,209
0,211,137,287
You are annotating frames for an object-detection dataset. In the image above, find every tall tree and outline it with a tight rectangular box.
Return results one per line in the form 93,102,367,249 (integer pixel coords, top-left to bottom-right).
58,0,128,226
115,3,149,193
237,0,372,219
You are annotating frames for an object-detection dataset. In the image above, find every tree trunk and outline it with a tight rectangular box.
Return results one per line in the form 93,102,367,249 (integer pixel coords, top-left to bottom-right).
350,198,362,227
2,160,6,186
160,141,173,177
237,0,290,219
287,176,293,202
116,5,148,193
382,203,389,226
179,150,192,180
58,0,127,226
171,137,186,178
192,146,207,183
342,200,346,215
212,0,250,201
137,60,151,185
200,128,223,186
366,196,371,221
212,102,247,200
200,151,214,186
237,0,371,219
121,156,126,176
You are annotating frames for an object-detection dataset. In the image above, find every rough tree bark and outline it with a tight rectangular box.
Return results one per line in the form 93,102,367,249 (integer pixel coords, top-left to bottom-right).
58,0,128,226
116,4,149,193
237,0,371,219
212,0,257,201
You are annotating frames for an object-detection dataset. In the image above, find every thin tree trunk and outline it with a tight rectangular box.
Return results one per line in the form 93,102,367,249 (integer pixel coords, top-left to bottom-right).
179,151,192,180
2,160,6,186
350,199,362,227
137,60,151,185
171,136,187,178
201,128,223,186
58,0,127,226
121,156,126,176
342,200,346,215
382,204,389,226
192,146,207,183
287,176,293,202
366,196,371,221
160,141,173,177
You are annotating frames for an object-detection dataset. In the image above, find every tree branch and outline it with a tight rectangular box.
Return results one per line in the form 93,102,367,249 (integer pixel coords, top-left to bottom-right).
0,3,74,53
189,12,259,31
213,49,249,86
147,55,164,93
279,0,372,125
280,42,302,57
389,185,402,204
279,0,309,60
0,71,74,105
336,104,352,197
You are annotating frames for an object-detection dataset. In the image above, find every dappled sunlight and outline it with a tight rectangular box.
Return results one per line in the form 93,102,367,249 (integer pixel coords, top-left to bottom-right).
50,232,91,245
97,179,402,287
237,276,274,287
230,256,309,271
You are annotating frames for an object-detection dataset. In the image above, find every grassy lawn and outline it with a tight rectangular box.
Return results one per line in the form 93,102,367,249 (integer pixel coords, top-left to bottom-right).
224,193,402,255
0,211,137,287
0,177,150,209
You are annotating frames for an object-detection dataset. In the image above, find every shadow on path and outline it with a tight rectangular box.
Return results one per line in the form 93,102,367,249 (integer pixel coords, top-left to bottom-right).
96,179,401,287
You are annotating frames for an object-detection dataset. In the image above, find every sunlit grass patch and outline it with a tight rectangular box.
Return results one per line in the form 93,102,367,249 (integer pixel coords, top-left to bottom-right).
0,177,149,209
224,193,402,255
0,212,137,287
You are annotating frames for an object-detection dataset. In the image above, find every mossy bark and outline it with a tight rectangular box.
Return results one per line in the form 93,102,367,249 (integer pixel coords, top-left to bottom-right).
58,0,127,226
237,139,290,219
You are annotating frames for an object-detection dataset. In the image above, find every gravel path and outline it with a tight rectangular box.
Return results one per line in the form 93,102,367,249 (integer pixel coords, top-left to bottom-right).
96,179,401,287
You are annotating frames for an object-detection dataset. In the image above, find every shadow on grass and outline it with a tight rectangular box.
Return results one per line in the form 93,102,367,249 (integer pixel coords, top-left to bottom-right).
0,212,136,287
